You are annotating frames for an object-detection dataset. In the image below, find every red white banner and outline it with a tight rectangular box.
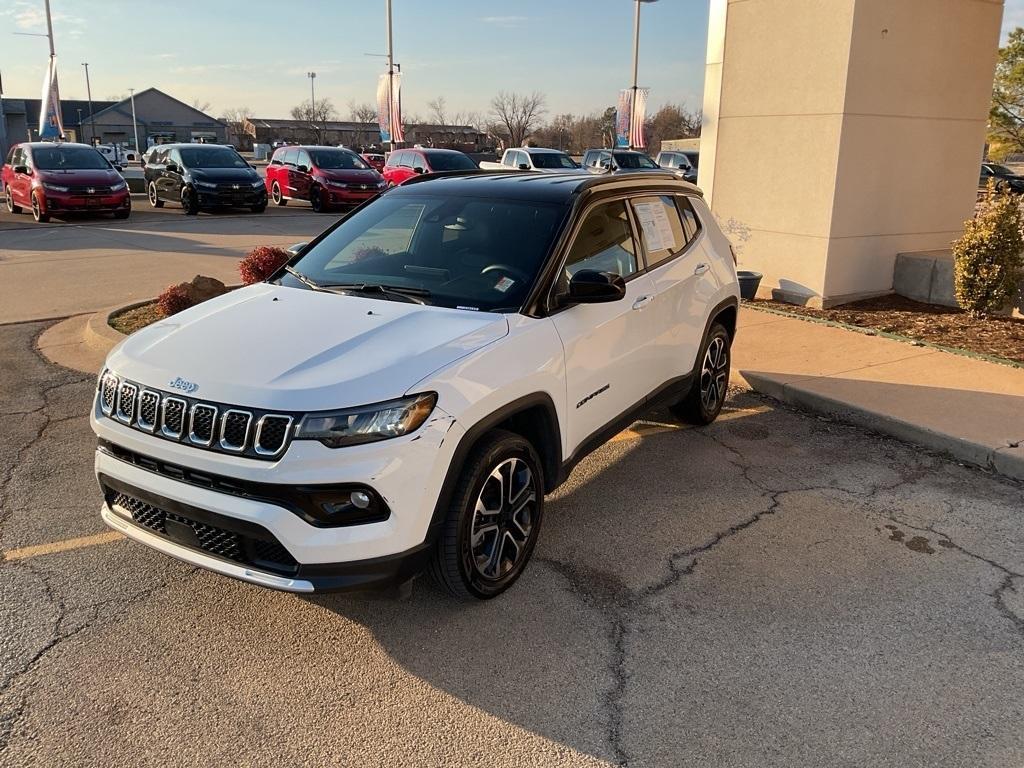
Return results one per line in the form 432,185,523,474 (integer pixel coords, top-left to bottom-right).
376,72,404,143
629,87,649,149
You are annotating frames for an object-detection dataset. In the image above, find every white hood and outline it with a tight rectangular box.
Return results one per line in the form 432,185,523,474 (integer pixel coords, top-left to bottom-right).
106,283,508,411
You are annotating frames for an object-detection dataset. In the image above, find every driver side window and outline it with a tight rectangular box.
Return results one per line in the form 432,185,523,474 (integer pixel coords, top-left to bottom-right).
559,200,638,292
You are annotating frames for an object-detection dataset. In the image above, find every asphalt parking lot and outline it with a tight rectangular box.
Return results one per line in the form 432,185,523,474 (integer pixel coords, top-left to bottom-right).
1,209,1023,766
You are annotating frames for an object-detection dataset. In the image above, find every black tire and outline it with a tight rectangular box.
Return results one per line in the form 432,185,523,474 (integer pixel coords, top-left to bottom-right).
4,185,22,214
148,181,164,208
113,204,130,220
180,185,199,215
250,200,267,214
430,430,544,600
671,322,731,425
271,181,287,206
310,183,325,213
31,192,49,223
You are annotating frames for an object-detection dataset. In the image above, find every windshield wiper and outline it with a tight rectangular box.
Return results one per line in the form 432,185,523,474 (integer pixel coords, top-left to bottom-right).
322,283,432,305
284,266,327,292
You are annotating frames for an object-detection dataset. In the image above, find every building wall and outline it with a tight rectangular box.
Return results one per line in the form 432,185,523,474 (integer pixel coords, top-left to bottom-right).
699,0,1003,306
87,90,226,148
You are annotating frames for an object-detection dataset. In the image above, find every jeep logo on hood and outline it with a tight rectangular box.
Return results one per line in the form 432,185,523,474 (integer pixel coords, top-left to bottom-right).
168,377,199,394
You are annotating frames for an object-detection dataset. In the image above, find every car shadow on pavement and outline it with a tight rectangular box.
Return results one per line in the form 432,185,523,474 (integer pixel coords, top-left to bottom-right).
302,396,834,763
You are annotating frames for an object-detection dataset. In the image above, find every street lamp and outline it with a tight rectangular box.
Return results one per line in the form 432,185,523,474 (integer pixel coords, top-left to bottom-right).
629,0,658,150
128,88,140,155
81,62,96,145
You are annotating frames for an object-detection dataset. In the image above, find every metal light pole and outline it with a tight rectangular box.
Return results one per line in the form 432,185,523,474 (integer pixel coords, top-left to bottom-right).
128,87,140,154
81,62,96,144
629,0,658,150
307,71,317,143
386,0,396,153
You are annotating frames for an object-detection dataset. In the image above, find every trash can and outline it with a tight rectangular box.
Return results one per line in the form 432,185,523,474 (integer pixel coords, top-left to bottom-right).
737,271,763,300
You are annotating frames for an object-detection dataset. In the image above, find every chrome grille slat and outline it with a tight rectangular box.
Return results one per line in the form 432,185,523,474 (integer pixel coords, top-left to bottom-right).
115,382,138,424
189,403,218,446
219,409,252,452
99,372,119,416
254,415,293,457
161,397,187,439
137,390,161,432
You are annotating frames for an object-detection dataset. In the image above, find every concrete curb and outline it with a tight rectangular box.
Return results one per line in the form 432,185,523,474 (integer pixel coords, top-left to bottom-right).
84,300,146,348
741,370,1024,483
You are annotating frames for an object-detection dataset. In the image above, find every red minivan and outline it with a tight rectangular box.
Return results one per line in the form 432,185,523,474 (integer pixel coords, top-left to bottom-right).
2,142,131,223
381,148,478,187
265,146,386,212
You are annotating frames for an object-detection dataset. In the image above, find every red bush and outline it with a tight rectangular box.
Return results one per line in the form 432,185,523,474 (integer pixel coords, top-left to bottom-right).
239,246,291,285
157,284,195,317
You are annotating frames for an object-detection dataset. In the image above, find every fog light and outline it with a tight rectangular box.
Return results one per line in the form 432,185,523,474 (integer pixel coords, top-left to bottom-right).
351,491,371,509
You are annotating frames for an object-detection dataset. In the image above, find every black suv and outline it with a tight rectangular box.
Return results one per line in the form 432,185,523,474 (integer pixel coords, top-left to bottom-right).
581,149,663,174
144,144,267,214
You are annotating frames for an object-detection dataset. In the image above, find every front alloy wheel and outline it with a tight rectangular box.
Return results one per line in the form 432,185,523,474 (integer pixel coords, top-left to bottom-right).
271,181,287,206
31,192,49,223
148,181,164,208
310,184,325,213
180,185,199,215
431,430,544,600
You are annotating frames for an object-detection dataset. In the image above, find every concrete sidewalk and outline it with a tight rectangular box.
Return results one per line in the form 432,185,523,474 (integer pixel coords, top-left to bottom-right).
732,306,1024,481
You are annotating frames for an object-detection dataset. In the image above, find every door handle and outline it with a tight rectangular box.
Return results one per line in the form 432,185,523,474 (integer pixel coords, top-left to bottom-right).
632,295,653,310
694,263,710,276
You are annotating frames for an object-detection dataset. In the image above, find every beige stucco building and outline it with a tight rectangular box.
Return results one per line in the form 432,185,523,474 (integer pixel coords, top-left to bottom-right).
698,0,1005,306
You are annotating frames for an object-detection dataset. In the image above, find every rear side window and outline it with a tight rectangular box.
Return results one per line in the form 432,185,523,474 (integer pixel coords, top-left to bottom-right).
675,196,703,242
283,148,298,167
385,151,401,168
631,196,687,267
560,200,639,290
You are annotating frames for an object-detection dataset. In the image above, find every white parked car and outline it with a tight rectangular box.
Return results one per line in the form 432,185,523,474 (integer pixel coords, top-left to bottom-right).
91,171,740,600
479,147,583,173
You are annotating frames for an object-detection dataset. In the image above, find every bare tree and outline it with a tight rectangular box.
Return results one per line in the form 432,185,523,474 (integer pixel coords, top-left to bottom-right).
348,100,377,123
490,91,547,147
427,96,448,126
220,106,254,147
191,98,212,113
290,98,338,144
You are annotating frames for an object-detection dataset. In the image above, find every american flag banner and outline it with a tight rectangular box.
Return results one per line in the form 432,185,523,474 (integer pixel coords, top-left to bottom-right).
629,87,649,149
377,72,404,144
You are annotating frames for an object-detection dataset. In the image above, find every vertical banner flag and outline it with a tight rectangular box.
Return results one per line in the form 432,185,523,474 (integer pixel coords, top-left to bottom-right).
629,87,649,149
615,89,631,148
376,71,405,144
39,56,64,140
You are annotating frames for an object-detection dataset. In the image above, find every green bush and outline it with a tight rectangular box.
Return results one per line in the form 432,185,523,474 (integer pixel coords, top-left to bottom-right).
953,181,1024,316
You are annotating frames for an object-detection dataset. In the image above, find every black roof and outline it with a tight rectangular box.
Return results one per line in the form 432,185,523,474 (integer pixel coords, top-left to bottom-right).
5,98,118,127
392,170,697,203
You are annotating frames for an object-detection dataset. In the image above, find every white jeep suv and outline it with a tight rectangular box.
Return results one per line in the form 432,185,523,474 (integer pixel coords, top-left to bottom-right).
91,171,740,600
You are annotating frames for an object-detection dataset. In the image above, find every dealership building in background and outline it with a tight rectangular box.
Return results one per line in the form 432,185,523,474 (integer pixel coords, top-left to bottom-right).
242,117,489,152
0,88,226,157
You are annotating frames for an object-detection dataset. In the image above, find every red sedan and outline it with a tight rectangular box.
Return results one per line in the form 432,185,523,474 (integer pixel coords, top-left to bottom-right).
265,146,386,212
381,148,477,187
2,142,131,223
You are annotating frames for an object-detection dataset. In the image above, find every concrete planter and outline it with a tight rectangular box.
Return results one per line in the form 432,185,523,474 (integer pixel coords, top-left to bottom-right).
737,271,763,301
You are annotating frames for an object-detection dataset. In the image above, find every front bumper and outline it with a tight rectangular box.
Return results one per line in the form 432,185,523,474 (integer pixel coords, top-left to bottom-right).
41,189,131,213
196,188,267,208
324,186,381,206
92,406,463,592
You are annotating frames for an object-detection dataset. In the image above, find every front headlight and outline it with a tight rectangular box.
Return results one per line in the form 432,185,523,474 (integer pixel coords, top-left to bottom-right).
295,393,437,448
252,179,265,188
325,178,348,188
42,182,69,192
376,180,387,188
110,181,127,192
194,180,217,189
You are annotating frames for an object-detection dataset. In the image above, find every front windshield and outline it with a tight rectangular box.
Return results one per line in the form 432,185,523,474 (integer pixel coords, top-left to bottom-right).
285,193,568,311
423,152,477,171
311,149,370,170
179,146,248,169
531,152,579,169
32,146,111,171
614,152,659,169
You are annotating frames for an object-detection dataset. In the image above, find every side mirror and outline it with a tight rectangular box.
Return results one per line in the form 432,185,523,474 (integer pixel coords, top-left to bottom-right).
518,163,530,170
296,164,309,173
165,162,179,173
565,270,626,304
13,165,29,175
413,166,425,174
114,164,124,172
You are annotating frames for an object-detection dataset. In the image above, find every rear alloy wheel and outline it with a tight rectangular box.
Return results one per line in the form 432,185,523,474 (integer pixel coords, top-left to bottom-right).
31,192,49,223
431,430,544,600
148,181,164,208
671,322,731,425
271,181,287,206
4,185,22,214
180,185,199,215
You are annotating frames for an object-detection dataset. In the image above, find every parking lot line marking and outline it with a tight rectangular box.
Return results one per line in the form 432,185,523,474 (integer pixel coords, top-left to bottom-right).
2,531,123,562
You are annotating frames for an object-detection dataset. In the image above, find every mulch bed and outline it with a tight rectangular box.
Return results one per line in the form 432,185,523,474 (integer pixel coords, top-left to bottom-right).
109,301,164,335
751,295,1024,366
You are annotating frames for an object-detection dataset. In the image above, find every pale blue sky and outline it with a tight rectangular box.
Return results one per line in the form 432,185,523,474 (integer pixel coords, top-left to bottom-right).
2,0,1022,122
0,0,710,120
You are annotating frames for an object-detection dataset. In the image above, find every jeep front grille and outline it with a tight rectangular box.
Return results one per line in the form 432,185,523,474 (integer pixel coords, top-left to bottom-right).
96,373,295,460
